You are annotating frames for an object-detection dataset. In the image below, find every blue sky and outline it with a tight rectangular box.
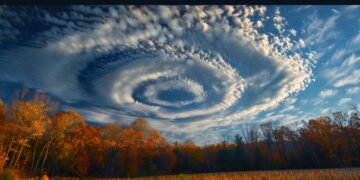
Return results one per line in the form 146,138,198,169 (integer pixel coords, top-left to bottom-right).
0,5,360,145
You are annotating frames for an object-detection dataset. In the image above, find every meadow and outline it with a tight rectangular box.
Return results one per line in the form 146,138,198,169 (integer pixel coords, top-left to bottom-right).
46,168,360,180
145,168,360,180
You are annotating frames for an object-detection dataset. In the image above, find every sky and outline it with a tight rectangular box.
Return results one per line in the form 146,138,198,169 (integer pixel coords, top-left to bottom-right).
0,5,360,145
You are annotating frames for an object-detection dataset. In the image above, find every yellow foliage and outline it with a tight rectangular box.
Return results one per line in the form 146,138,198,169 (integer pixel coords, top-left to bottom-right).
0,146,8,171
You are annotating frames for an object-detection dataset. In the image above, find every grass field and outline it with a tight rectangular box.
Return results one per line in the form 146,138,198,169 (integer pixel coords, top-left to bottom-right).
47,168,360,180
129,168,360,180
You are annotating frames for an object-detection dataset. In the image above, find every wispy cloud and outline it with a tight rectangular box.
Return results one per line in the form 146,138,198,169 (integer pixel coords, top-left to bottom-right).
338,98,352,106
303,11,340,47
324,53,360,87
319,89,337,98
347,87,360,95
331,9,340,15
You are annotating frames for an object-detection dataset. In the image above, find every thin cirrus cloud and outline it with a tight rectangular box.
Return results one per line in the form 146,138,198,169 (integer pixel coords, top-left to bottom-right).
319,89,337,98
338,98,352,106
324,53,360,88
0,5,314,144
347,87,360,95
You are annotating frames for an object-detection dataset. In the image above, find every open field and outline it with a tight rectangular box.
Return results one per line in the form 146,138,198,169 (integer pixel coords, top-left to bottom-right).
158,168,360,180
47,168,360,180
103,168,360,180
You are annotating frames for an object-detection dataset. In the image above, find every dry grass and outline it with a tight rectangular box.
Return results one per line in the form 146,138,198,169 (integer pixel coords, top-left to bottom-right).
132,168,360,180
39,168,360,180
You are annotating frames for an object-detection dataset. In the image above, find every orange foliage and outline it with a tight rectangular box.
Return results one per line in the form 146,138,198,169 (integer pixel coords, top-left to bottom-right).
1,95,360,178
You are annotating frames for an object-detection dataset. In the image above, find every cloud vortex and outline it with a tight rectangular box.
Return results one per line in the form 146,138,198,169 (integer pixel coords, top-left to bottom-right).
0,5,313,142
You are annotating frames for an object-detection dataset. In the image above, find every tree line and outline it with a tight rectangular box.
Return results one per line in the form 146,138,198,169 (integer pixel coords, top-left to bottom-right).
1,95,360,178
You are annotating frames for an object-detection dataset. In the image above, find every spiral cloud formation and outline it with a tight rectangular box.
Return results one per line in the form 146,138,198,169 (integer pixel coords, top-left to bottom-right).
0,6,314,144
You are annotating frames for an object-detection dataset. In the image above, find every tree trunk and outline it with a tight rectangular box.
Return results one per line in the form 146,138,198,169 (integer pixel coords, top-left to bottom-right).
5,133,15,158
8,143,19,168
31,139,39,175
34,141,49,175
22,151,31,171
12,143,25,169
40,139,53,174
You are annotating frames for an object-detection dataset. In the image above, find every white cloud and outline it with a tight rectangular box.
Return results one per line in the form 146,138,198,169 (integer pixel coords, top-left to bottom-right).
334,69,360,87
347,87,360,95
298,38,305,48
294,5,312,12
338,98,352,106
346,5,360,10
352,33,360,44
255,20,264,28
257,5,267,16
342,53,360,66
323,53,360,88
303,12,339,47
313,98,326,106
329,48,346,64
289,29,297,36
319,89,337,98
321,108,331,114
331,9,339,14
279,105,296,113
273,7,286,34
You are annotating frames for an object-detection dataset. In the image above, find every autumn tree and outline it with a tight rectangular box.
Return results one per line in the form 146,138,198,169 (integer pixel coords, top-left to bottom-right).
99,119,175,177
41,111,88,176
0,146,8,171
2,95,360,178
174,139,203,173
